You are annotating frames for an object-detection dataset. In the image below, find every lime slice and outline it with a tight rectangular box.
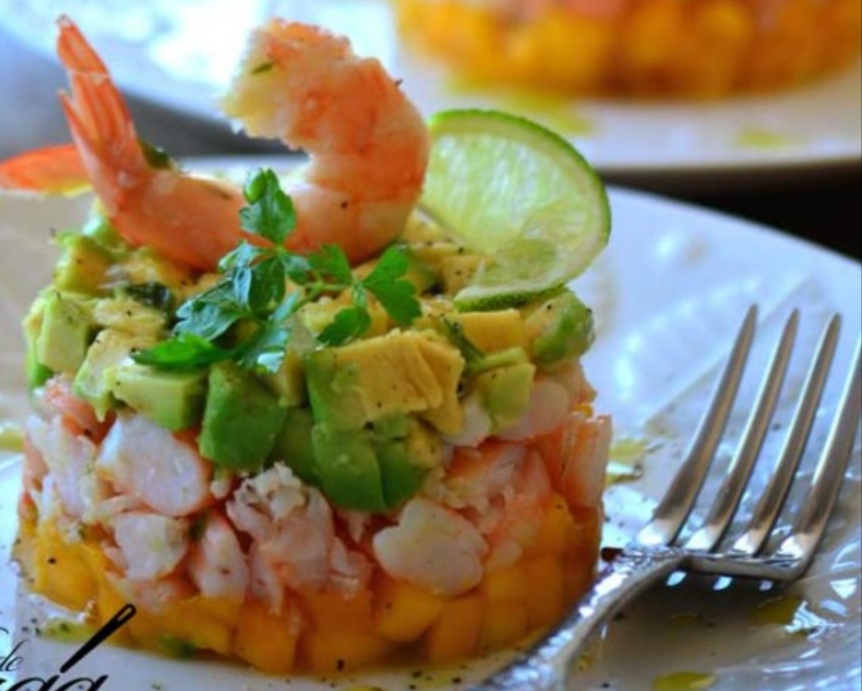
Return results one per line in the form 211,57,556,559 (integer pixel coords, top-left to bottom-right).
422,109,610,310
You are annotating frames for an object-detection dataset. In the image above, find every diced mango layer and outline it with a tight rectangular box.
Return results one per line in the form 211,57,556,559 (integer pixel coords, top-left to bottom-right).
20,492,600,674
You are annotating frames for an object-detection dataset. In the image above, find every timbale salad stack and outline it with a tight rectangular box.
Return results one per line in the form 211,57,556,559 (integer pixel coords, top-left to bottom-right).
395,0,862,98
10,16,611,676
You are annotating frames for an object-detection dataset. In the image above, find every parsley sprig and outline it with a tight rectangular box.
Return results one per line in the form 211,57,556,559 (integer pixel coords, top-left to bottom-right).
133,168,421,373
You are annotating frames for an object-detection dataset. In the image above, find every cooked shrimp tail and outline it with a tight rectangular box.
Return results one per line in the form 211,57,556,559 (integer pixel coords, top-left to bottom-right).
0,143,88,193
53,15,247,271
56,15,145,215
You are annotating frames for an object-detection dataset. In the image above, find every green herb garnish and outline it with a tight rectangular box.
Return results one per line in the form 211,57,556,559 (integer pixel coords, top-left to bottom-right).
120,281,174,312
134,168,420,373
441,318,485,374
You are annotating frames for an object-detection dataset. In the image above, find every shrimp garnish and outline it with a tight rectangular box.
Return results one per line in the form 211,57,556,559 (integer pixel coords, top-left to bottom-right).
2,16,428,272
0,144,88,194
221,19,430,264
55,15,247,271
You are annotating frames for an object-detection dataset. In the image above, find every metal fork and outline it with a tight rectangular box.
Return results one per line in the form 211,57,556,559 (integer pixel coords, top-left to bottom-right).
473,306,862,691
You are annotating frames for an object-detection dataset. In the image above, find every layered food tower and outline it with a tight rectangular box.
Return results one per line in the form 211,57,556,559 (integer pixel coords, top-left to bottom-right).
395,0,862,97
11,15,612,677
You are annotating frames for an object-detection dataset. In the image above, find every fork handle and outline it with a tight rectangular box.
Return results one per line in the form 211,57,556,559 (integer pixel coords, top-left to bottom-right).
473,546,688,691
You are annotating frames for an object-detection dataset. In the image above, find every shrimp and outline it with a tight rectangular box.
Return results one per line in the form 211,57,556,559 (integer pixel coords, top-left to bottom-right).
110,511,190,581
227,463,370,609
533,411,612,511
25,414,109,522
97,413,214,517
1,16,428,272
187,510,249,600
0,143,88,194
373,497,488,596
54,15,248,271
428,440,553,569
221,20,430,265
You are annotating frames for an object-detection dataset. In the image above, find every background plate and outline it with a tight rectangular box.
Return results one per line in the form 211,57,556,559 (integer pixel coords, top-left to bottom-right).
0,0,860,189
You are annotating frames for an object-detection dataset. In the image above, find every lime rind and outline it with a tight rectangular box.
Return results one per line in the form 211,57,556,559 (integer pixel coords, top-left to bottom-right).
422,109,611,311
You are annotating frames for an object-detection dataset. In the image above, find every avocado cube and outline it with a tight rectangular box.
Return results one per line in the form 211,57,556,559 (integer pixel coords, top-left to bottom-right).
473,362,536,430
111,362,207,431
524,290,594,364
376,419,440,508
35,292,93,375
22,296,52,388
269,407,318,484
306,332,461,432
260,347,307,407
74,329,155,421
199,362,288,471
53,234,113,295
311,424,387,512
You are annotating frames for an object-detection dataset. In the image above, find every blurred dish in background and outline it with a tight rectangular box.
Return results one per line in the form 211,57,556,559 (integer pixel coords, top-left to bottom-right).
1,0,860,189
394,0,862,99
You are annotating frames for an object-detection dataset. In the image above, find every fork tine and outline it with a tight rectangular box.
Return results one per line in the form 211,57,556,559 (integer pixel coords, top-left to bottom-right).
685,310,799,553
637,305,757,547
729,315,842,557
776,337,861,576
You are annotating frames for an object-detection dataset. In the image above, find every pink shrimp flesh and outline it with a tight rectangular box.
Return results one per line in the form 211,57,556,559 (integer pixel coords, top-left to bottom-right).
221,20,430,265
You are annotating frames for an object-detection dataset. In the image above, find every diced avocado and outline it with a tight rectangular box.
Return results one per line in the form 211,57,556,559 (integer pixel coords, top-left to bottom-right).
439,253,484,296
111,362,207,431
91,297,167,338
269,406,318,484
400,247,438,294
74,329,156,420
260,347,307,407
376,418,441,507
524,290,594,365
412,335,464,436
311,423,388,512
446,309,528,353
472,362,536,430
22,295,52,388
310,415,440,511
370,414,410,440
468,346,529,377
199,361,289,471
120,248,195,295
53,234,113,296
35,291,93,375
82,213,132,258
305,331,463,431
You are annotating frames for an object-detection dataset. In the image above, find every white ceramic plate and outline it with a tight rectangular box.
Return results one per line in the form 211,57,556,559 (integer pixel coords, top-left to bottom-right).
0,168,860,690
1,0,860,189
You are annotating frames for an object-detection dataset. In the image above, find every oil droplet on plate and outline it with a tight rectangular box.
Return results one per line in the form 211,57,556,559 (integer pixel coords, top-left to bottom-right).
652,671,716,691
752,594,803,627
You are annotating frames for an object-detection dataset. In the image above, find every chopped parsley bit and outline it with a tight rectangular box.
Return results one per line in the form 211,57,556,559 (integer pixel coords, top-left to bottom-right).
441,318,485,374
134,167,420,373
140,140,174,170
120,281,174,312
250,61,275,74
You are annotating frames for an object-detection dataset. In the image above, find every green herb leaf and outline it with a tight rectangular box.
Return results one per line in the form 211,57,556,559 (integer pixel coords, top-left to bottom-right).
218,241,268,272
362,246,421,325
120,282,174,312
319,305,372,346
235,320,291,373
441,318,485,373
309,245,353,285
133,333,231,370
140,140,173,170
240,169,296,245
